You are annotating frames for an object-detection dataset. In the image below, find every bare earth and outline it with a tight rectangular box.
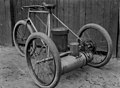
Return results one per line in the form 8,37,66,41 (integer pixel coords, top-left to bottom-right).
0,46,120,88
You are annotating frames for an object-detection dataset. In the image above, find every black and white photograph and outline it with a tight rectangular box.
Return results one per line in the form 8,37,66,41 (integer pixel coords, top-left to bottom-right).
0,0,120,88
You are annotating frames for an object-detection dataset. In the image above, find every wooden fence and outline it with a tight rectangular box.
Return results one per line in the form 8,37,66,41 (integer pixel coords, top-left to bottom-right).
0,0,12,45
0,0,119,56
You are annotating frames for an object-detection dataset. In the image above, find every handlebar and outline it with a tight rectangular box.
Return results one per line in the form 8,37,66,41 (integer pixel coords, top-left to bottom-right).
21,2,56,10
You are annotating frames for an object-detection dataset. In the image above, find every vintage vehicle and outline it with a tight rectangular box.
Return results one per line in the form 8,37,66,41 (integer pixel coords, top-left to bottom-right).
13,2,112,88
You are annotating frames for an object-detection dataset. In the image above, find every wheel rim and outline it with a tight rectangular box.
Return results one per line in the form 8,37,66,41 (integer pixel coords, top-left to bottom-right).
13,21,34,56
25,33,61,88
78,26,111,67
16,24,30,54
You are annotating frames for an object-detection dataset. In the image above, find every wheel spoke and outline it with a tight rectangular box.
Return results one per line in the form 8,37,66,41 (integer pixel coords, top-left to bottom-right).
78,24,112,67
17,30,23,39
94,51,107,56
25,33,61,87
13,21,33,56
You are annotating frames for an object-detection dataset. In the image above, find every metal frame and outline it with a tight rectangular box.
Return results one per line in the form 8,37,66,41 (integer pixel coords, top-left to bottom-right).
21,4,113,88
25,7,82,42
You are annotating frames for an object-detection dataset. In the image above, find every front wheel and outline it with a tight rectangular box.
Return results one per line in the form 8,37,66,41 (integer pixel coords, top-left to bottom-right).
25,32,61,88
78,23,112,68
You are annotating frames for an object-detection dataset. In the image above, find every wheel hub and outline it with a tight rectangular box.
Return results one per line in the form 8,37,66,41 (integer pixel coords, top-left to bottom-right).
79,40,96,52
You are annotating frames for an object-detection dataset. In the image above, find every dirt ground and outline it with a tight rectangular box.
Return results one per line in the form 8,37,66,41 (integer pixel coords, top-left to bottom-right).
0,46,120,88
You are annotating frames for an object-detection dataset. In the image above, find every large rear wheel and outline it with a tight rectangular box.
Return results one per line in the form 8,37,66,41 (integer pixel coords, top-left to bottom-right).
78,23,112,68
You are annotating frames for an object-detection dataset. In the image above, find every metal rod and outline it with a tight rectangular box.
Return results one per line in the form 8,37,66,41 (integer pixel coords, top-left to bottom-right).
47,13,51,57
28,9,30,18
60,51,71,58
47,13,51,37
28,18,38,32
22,5,44,8
35,14,47,27
29,10,49,13
52,13,82,41
36,51,71,64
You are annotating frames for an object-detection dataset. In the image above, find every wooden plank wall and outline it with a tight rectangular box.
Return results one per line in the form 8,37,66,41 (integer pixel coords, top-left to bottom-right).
0,0,12,45
11,0,118,56
118,2,120,57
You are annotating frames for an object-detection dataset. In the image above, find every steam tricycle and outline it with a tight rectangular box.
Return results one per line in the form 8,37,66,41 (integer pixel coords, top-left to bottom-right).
13,2,112,88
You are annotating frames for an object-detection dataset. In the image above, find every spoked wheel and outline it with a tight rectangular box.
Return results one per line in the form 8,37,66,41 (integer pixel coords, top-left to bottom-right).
78,23,112,68
25,32,61,88
13,20,35,56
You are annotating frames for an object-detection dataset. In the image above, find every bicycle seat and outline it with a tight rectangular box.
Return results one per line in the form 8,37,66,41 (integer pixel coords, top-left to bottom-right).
42,2,56,9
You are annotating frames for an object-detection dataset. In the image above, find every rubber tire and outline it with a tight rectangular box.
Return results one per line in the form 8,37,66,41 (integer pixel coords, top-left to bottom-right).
25,32,61,88
13,20,34,56
78,23,113,68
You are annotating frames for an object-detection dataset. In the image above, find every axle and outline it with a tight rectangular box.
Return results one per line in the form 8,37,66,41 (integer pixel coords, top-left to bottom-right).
35,51,93,75
61,52,93,74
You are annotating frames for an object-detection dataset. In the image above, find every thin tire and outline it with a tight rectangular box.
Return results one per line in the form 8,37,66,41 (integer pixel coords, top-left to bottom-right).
13,20,34,56
78,23,112,68
25,32,61,88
